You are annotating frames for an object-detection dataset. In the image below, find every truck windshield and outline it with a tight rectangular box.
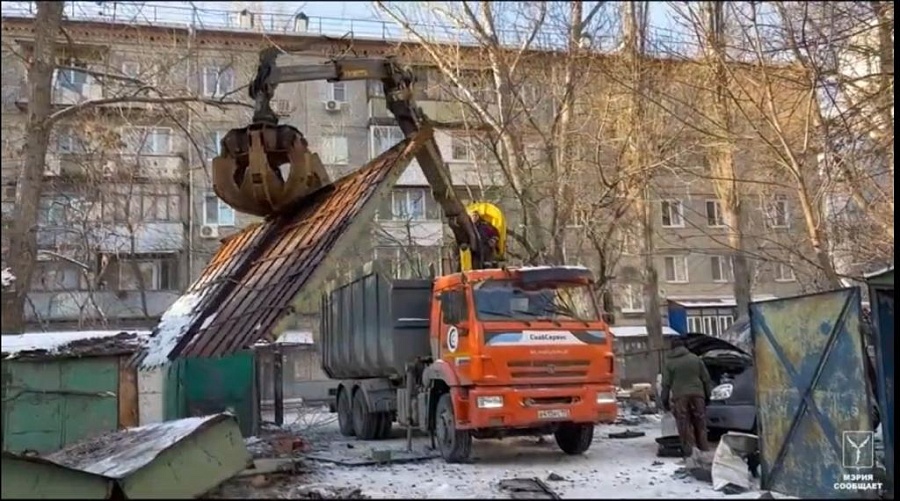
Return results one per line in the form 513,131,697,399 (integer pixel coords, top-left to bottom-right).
473,280,599,322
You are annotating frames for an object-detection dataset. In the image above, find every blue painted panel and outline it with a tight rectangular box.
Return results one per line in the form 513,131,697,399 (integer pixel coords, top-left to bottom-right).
667,302,687,334
870,288,893,496
751,288,874,499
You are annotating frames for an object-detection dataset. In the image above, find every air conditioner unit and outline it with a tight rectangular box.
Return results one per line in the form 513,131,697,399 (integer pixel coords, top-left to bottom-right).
324,100,341,112
45,155,61,177
200,225,220,239
3,185,16,199
271,99,292,115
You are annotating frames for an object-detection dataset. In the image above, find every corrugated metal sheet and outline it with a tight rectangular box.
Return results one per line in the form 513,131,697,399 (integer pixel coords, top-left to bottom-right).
751,288,874,499
134,131,427,368
43,413,234,479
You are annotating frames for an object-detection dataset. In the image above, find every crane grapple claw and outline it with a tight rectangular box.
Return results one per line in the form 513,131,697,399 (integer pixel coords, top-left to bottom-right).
212,124,331,218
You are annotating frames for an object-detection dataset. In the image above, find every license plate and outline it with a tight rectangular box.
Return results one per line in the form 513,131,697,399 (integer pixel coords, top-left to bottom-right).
537,409,570,420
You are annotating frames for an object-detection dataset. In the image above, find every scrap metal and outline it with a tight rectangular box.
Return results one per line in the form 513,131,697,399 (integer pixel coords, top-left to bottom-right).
132,131,428,368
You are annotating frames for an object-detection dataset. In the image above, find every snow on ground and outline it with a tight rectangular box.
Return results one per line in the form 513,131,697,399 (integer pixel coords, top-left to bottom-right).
239,411,760,499
1,330,150,357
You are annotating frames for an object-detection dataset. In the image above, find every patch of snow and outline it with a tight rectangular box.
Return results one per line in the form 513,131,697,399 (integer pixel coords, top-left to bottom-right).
299,418,759,499
517,265,591,272
139,290,208,368
670,295,777,309
611,326,681,338
199,311,218,331
1,330,150,357
1,267,15,288
253,330,315,346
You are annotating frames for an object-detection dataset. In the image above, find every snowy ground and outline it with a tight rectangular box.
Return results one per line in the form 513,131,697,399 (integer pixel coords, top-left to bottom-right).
226,410,760,499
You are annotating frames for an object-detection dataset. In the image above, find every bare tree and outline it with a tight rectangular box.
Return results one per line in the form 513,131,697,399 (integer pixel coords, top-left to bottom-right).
374,1,618,265
0,8,252,332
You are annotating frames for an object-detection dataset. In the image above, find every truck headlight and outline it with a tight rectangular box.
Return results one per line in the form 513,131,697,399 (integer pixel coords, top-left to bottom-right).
477,396,504,409
710,383,733,401
596,392,616,404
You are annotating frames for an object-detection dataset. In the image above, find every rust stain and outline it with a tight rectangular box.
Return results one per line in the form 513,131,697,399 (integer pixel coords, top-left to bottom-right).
135,129,430,364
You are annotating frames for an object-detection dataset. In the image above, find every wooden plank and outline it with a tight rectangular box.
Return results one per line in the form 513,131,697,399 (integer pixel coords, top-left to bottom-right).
117,359,139,429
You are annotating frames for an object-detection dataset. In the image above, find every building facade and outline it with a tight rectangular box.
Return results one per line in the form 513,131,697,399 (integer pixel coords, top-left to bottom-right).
1,6,811,338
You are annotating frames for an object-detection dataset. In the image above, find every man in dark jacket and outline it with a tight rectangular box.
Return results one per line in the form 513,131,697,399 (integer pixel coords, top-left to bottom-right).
471,212,500,264
661,336,713,457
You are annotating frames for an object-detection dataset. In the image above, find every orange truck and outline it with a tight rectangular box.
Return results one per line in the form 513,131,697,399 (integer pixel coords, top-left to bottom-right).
322,262,617,462
203,52,618,462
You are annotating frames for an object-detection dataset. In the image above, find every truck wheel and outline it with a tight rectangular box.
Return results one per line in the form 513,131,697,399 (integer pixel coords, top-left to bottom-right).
435,393,472,463
376,412,393,439
554,423,594,455
352,391,379,440
337,390,355,437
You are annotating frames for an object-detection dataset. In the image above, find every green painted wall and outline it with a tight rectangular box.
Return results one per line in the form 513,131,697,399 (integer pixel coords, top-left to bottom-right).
2,357,120,454
163,352,258,437
1,454,111,499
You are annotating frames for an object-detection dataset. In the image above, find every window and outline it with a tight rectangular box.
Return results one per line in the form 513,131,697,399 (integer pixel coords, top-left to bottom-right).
775,261,796,282
663,255,688,283
706,200,725,227
122,127,172,155
710,255,734,283
38,196,69,226
620,284,645,313
660,200,684,227
328,82,346,102
56,127,84,154
202,66,235,97
768,195,790,228
320,135,349,164
450,136,473,161
377,188,439,221
367,79,384,98
567,208,589,228
30,262,81,292
140,193,180,222
115,254,178,291
371,126,405,158
472,280,601,322
55,67,88,92
688,314,734,336
204,194,235,226
122,61,140,79
204,131,225,160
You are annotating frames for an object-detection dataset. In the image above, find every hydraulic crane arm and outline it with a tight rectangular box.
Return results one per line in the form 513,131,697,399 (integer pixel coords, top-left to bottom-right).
246,48,492,270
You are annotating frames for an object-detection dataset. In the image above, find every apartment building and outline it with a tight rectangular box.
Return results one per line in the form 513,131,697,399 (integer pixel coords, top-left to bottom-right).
0,6,812,335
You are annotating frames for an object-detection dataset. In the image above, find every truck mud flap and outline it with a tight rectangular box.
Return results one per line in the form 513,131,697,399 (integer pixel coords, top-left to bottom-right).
498,478,561,500
133,129,431,368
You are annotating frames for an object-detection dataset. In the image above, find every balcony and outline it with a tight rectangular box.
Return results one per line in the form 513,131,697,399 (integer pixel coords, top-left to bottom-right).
24,290,180,322
16,77,104,110
45,153,184,181
37,223,185,254
368,97,499,126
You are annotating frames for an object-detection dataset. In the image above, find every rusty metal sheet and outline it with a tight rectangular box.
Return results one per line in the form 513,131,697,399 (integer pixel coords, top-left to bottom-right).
134,130,428,368
751,288,876,499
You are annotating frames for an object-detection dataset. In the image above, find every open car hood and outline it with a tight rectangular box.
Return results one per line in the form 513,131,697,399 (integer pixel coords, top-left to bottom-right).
683,332,748,356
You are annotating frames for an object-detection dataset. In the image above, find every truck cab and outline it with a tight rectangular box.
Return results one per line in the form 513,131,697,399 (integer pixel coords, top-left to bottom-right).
424,265,617,460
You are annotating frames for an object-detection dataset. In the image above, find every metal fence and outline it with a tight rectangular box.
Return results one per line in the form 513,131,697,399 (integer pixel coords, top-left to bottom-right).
0,1,704,57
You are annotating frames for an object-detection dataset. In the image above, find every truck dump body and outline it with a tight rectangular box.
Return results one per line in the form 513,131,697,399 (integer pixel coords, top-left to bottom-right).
321,270,432,380
133,132,429,368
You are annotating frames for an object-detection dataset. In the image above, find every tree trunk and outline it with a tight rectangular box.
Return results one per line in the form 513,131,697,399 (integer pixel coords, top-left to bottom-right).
1,2,64,334
703,1,752,319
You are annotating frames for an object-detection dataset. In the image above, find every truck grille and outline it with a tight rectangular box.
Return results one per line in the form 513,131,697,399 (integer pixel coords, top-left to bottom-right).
507,359,590,379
